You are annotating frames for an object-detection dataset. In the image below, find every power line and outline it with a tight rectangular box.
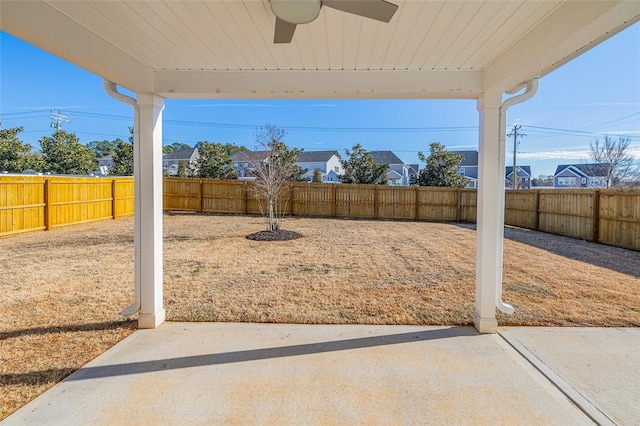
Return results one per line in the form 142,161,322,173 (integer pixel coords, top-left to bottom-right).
4,108,639,141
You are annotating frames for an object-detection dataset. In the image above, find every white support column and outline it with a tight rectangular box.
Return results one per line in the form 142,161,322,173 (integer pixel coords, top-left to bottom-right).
136,93,165,329
475,91,503,333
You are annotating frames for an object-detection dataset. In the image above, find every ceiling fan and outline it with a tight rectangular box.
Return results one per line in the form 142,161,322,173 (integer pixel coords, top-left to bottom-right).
270,0,399,44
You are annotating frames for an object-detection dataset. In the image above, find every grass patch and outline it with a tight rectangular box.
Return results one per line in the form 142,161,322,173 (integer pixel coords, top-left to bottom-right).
1,213,640,419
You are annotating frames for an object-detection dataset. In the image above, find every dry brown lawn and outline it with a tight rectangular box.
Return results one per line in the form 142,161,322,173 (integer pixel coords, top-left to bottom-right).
1,213,639,419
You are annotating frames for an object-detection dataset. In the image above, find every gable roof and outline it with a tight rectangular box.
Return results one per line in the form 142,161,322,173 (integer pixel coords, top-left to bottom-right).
387,170,403,179
451,151,479,167
407,164,420,174
370,151,403,165
296,151,337,163
554,163,609,177
230,150,270,163
506,166,532,177
163,147,197,161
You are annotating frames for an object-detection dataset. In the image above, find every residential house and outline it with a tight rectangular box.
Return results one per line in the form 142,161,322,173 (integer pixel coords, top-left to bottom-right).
230,150,269,178
407,164,420,185
297,151,344,183
163,147,199,176
231,149,412,184
232,150,344,182
453,151,533,189
506,166,532,189
386,170,404,185
97,155,113,175
452,151,479,188
553,164,608,188
370,151,411,186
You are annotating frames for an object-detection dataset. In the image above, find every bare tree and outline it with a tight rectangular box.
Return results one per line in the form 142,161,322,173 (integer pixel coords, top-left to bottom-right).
589,135,638,188
248,125,303,232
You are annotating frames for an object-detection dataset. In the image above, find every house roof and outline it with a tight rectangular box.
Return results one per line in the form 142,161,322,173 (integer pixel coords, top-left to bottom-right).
506,166,532,177
4,2,637,99
296,151,337,163
98,155,113,161
452,151,479,167
370,151,403,165
407,164,420,174
163,147,197,161
387,170,403,179
554,163,608,177
230,150,270,163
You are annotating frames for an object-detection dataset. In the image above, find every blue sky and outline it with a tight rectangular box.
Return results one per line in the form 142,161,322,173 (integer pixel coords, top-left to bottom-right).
1,22,639,177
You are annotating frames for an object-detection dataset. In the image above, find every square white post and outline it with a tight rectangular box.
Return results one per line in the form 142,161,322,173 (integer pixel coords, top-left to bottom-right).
136,93,165,329
474,91,503,333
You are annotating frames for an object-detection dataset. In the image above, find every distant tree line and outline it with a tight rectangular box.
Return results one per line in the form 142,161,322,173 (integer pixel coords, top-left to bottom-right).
12,123,631,188
0,123,469,187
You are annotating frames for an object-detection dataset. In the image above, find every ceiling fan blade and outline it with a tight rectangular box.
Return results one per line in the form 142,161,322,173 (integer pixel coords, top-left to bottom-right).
274,17,297,43
322,0,398,23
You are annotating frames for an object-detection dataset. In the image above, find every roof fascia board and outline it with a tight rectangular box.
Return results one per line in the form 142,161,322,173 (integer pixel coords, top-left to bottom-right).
1,1,154,93
568,166,589,178
484,1,640,93
153,70,483,99
557,166,585,178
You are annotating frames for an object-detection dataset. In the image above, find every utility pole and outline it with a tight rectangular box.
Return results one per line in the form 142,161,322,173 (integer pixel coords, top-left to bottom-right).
49,110,70,131
507,125,526,189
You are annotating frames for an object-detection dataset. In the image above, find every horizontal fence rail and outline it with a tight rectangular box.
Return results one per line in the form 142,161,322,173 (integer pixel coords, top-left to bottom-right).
2,176,639,250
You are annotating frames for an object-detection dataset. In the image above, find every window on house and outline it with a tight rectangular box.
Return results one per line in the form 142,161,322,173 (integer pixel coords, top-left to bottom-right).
557,177,574,186
459,168,465,176
334,166,340,173
581,177,587,184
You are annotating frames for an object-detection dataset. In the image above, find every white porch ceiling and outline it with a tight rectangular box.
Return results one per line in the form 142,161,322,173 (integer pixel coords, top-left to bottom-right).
2,0,640,98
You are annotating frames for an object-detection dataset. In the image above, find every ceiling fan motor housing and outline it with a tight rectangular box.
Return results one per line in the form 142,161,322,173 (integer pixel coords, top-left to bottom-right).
270,0,322,24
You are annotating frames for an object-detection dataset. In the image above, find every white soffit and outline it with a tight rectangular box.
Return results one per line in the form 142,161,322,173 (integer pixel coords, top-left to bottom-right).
1,0,639,98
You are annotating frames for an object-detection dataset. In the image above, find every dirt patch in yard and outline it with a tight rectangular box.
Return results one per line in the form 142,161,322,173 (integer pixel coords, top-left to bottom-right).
246,229,302,241
1,213,639,419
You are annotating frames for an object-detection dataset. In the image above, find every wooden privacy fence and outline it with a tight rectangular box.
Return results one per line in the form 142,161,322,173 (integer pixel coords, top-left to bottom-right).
504,188,640,250
164,179,640,251
2,176,638,251
163,179,478,222
0,176,134,238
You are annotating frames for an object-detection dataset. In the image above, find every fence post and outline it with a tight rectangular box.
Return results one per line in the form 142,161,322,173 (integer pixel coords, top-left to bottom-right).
44,179,52,231
592,190,600,243
456,188,462,222
373,185,378,219
332,185,337,218
244,182,249,214
198,179,203,213
415,186,420,220
112,179,118,219
533,190,540,231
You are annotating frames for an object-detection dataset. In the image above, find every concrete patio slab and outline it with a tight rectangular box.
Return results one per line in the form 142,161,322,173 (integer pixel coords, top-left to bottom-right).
4,323,592,425
500,327,640,426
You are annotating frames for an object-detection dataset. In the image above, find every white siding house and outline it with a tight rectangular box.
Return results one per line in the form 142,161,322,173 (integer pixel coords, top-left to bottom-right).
163,147,199,176
297,151,343,182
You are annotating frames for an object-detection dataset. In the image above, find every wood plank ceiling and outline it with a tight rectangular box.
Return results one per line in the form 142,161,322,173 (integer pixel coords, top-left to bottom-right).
46,0,562,71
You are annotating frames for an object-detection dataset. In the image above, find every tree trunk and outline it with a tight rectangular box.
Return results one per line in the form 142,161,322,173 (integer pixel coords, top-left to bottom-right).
268,199,276,231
